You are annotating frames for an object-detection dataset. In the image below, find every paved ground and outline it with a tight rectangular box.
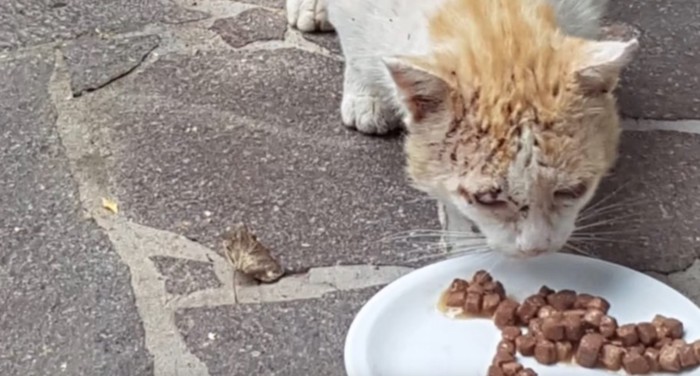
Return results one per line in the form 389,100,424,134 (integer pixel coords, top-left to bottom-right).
1,0,699,375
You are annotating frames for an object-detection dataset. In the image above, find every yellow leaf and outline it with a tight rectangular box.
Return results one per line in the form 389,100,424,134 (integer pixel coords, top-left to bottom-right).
102,198,119,214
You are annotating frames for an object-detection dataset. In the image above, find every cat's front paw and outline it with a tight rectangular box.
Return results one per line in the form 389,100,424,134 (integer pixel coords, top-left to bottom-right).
341,93,399,135
286,0,333,32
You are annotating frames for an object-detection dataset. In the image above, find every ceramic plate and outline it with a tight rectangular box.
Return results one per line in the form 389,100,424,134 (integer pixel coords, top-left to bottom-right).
344,253,700,376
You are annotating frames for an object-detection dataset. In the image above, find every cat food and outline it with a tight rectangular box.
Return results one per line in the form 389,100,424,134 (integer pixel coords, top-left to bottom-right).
532,339,556,365
622,352,651,374
601,344,625,370
515,334,537,356
576,333,606,368
494,299,520,329
438,270,700,376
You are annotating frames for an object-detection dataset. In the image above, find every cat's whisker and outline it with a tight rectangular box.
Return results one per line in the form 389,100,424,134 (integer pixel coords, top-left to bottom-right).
563,243,596,258
578,200,647,222
402,239,487,255
381,230,485,244
582,182,632,213
572,230,644,236
404,246,490,264
568,237,646,245
574,213,641,231
579,197,650,217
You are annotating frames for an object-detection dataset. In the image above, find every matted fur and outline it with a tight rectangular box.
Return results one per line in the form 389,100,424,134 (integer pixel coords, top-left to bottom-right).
288,0,638,257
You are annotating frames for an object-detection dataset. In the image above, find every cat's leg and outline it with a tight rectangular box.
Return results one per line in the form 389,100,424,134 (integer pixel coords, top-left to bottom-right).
286,0,333,32
341,59,401,135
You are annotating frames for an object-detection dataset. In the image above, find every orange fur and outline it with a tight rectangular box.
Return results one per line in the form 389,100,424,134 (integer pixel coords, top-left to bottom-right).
404,0,621,195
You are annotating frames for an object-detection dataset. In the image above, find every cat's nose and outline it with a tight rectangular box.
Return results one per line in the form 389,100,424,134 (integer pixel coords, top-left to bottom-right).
521,248,548,257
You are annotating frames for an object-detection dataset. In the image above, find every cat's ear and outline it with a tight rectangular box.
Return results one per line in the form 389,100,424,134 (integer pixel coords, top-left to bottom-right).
383,57,451,124
575,39,639,94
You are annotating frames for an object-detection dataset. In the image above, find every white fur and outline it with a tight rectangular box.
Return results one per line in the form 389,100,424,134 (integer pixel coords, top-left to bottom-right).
286,0,610,134
286,0,333,32
287,0,616,257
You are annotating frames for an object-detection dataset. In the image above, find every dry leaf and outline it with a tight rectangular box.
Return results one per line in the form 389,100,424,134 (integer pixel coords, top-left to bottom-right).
222,224,284,283
101,197,119,214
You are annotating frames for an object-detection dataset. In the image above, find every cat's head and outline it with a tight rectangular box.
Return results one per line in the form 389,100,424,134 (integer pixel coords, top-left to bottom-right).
385,3,638,258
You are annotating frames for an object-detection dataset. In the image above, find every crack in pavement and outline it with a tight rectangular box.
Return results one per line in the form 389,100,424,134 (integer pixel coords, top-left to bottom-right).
48,45,415,375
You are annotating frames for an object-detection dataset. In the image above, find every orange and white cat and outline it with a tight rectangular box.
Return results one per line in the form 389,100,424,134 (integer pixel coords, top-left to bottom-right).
287,0,638,258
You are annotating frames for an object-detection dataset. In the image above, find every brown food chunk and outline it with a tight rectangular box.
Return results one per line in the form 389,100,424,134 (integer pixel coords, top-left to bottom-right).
492,350,516,366
574,293,595,309
449,278,469,292
502,326,522,342
655,337,673,349
563,316,584,342
472,270,493,284
653,315,684,339
498,340,516,355
555,341,573,362
487,365,505,376
636,323,657,345
542,317,565,341
547,290,577,311
483,293,502,315
534,340,557,365
516,334,537,357
537,305,559,319
583,309,604,328
563,309,586,319
467,283,485,295
659,344,682,372
627,344,646,356
516,369,537,376
599,315,618,338
517,295,546,324
494,299,519,329
617,324,639,347
644,347,661,372
501,362,523,375
679,344,699,368
623,352,651,375
528,319,544,338
444,290,467,307
600,344,625,371
665,318,685,339
693,340,700,359
576,333,605,368
586,297,610,313
484,281,506,298
464,293,482,314
538,285,555,297
672,339,687,348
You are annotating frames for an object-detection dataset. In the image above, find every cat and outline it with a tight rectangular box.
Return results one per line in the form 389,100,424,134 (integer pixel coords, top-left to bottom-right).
287,0,638,258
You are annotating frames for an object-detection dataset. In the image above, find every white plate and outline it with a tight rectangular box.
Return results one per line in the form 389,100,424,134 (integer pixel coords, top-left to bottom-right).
344,253,700,376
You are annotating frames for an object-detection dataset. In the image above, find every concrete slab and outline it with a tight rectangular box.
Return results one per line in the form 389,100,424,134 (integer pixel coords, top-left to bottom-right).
150,256,222,295
63,34,160,96
608,0,700,120
0,52,152,375
581,131,700,273
0,0,207,50
87,48,438,271
211,8,287,48
175,287,379,376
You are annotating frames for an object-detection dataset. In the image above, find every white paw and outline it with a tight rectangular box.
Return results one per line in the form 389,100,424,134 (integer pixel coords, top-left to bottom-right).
341,93,398,135
286,0,333,32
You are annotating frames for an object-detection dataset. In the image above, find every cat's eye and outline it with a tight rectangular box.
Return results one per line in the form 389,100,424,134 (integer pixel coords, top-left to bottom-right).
474,191,508,208
554,183,588,200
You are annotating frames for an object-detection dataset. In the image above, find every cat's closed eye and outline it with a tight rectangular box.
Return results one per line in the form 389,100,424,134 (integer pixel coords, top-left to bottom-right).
473,190,508,209
554,183,588,200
